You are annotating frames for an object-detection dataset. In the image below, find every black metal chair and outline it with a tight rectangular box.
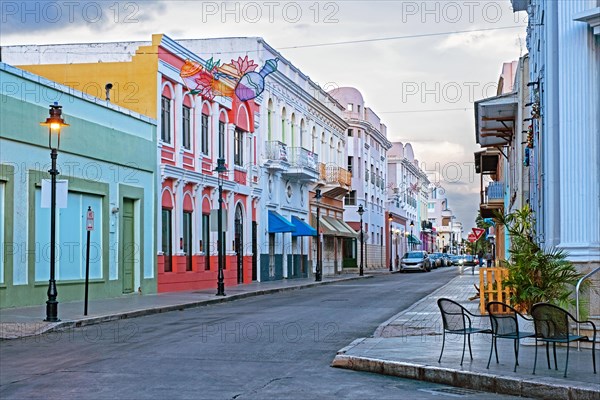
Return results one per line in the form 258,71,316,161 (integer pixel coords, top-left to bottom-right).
486,301,536,372
531,302,597,378
437,298,491,366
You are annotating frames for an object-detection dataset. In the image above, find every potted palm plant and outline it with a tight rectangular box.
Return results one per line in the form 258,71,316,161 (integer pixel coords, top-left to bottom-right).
495,205,583,314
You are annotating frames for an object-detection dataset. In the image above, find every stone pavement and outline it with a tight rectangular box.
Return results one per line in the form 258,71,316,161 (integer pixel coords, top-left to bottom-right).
0,272,378,340
332,269,600,400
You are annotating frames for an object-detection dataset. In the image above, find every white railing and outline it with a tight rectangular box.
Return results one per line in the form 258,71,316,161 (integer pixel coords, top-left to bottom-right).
576,266,600,350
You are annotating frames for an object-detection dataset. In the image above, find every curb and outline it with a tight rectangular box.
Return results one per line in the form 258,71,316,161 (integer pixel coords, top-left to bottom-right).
1,274,373,340
331,352,600,400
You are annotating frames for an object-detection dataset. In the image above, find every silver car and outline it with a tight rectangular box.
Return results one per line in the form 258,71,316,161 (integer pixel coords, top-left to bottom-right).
400,251,432,272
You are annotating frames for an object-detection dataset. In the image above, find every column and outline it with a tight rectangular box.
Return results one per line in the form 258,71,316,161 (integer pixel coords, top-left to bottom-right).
174,84,183,166
558,0,600,261
174,179,184,256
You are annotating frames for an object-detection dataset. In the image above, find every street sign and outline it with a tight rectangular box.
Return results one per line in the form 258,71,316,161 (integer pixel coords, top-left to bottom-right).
472,228,485,241
468,233,477,243
86,208,94,231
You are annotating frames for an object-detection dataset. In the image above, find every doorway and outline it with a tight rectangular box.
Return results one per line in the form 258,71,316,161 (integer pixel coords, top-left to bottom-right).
234,204,244,284
122,198,135,293
252,221,257,281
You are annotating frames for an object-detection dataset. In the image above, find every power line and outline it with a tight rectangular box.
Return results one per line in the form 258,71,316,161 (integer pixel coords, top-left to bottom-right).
380,107,474,114
2,25,526,56
279,26,525,50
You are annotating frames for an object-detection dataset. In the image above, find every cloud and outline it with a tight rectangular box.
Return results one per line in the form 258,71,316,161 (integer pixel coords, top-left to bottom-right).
0,1,166,36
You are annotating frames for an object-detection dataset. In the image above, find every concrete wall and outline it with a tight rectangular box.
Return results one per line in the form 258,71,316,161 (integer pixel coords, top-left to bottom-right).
0,63,157,308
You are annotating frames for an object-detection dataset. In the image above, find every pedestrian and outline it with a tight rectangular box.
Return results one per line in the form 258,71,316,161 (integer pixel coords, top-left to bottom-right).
476,250,484,274
486,251,493,267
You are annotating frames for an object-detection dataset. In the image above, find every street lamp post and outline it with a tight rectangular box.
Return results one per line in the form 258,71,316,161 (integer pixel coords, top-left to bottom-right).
41,102,69,322
357,204,365,276
314,189,322,281
409,220,414,251
388,215,393,271
215,158,227,296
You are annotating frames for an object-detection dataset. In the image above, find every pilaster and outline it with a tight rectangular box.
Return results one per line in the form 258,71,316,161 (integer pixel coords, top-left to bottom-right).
557,0,600,261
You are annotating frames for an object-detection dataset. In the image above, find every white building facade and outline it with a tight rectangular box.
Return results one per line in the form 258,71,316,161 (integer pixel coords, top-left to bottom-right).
329,88,392,269
179,38,351,279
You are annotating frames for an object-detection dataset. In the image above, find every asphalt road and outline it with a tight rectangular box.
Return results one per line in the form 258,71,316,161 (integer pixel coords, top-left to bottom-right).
0,268,522,399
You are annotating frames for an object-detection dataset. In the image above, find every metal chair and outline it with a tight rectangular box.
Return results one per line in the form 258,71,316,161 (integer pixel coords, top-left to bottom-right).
531,302,597,378
486,301,536,372
437,298,491,366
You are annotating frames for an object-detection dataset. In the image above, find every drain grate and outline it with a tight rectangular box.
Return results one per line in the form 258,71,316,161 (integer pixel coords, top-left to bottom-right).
419,387,483,397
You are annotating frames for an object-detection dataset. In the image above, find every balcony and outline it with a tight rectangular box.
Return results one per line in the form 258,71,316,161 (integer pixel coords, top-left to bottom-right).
318,163,352,197
283,147,319,182
338,167,351,186
264,141,289,171
480,181,504,218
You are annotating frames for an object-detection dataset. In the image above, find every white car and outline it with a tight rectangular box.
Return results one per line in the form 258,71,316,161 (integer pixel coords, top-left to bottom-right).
400,251,432,272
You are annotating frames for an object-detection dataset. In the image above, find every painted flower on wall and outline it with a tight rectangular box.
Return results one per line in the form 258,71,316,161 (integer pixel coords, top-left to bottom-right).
229,55,258,76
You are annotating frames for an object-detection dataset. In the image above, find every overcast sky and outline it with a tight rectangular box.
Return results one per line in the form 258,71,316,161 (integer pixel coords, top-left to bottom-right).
0,0,528,234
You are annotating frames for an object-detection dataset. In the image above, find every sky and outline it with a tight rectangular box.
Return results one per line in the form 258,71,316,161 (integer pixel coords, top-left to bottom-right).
0,0,528,235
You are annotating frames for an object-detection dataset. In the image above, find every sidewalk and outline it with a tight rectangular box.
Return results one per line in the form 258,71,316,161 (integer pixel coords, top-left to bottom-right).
0,272,378,340
332,269,600,400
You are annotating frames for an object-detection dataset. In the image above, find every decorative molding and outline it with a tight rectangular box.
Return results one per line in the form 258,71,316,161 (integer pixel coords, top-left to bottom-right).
574,7,600,35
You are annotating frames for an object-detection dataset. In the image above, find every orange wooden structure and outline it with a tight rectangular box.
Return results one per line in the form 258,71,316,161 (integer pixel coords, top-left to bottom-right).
479,267,511,314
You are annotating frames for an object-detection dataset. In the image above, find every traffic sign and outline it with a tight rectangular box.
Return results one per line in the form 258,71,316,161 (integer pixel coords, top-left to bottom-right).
468,233,477,243
472,228,485,241
86,207,94,231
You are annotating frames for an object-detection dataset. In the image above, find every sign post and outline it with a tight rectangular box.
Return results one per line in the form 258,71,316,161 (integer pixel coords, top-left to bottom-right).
84,206,94,316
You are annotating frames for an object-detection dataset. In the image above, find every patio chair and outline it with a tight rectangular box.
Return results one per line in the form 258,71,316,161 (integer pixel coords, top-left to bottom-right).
531,302,597,378
486,301,536,372
437,298,491,366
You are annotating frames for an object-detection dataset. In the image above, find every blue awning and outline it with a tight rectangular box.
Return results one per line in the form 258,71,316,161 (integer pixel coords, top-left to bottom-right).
408,234,421,245
268,210,295,233
291,216,317,237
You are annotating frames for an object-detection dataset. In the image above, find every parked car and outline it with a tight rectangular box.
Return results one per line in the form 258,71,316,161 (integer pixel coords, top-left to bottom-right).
450,255,465,266
400,251,432,272
441,253,453,266
463,255,477,266
429,253,446,268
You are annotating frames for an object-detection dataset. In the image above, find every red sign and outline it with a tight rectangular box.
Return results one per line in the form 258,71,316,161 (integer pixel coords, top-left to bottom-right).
468,233,477,243
86,209,94,231
472,228,485,241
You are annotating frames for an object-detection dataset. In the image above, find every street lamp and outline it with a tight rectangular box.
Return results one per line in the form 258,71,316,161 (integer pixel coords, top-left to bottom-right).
41,102,69,322
214,158,227,296
388,215,393,271
409,220,414,251
357,204,365,276
314,189,322,281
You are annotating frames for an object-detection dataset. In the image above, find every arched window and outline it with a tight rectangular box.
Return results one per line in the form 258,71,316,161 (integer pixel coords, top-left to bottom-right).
182,95,193,150
161,84,173,143
291,113,296,147
201,103,210,155
267,99,273,141
281,107,287,143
